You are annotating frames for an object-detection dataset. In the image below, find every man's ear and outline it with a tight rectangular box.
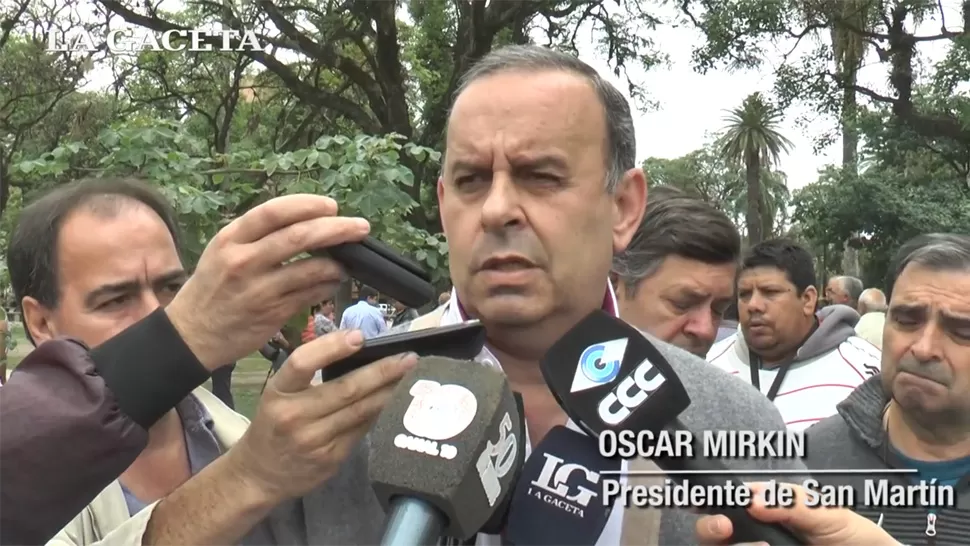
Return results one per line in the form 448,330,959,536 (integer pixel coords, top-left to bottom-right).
801,286,819,317
437,177,447,229
21,296,55,346
612,168,647,254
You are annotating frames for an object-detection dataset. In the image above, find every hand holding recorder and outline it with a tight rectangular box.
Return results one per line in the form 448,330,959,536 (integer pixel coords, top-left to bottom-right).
224,329,418,504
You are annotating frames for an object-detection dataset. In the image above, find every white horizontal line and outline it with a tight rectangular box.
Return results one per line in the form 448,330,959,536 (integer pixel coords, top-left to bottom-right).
599,469,918,476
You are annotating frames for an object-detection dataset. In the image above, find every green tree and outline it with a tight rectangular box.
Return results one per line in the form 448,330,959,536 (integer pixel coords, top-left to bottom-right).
717,92,793,244
12,119,448,285
643,139,792,237
96,0,670,236
793,101,970,288
681,0,970,150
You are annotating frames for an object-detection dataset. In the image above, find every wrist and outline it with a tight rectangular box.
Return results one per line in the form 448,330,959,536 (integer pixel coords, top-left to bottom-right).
218,449,283,512
222,445,287,508
164,299,222,372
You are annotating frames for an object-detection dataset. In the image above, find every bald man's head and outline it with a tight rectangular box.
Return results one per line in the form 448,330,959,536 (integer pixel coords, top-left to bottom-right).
857,288,887,314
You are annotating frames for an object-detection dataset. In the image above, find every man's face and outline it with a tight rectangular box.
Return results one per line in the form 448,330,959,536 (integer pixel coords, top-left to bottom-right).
825,279,849,305
738,266,817,361
881,264,970,429
438,70,644,329
617,255,736,356
23,203,185,348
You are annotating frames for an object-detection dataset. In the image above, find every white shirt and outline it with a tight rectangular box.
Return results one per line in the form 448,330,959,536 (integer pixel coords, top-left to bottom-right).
707,328,881,431
436,286,628,545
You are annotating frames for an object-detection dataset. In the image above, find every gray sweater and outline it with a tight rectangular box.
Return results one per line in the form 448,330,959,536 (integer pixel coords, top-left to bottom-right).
806,376,970,545
281,330,806,545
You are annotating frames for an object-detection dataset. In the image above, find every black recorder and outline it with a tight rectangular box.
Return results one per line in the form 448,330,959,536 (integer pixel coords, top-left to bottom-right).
319,321,486,381
314,236,436,309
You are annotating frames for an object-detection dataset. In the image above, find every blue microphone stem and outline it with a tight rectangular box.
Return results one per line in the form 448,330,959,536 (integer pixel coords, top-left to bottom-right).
380,497,448,546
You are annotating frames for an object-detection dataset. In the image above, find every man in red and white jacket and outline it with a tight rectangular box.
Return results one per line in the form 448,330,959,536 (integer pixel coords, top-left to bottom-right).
707,239,882,431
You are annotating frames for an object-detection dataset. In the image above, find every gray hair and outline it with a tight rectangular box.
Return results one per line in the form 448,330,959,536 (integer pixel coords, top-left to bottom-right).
612,188,741,298
450,45,636,194
858,288,887,313
833,275,864,306
889,233,970,297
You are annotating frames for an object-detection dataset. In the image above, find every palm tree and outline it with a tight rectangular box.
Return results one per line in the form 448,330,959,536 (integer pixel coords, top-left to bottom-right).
718,93,794,244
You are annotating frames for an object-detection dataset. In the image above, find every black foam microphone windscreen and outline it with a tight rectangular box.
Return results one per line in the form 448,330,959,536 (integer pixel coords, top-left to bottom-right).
503,425,619,546
539,310,804,546
540,310,690,437
369,357,524,542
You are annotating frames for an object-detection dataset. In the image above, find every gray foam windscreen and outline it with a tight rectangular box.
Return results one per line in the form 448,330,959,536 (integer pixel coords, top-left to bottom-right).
369,356,522,540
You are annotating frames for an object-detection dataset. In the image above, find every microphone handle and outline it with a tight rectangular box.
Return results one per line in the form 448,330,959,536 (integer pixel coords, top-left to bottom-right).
655,422,804,545
380,496,448,546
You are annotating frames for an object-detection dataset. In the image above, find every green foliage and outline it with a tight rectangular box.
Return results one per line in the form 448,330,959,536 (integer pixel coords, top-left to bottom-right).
793,159,970,289
643,137,792,239
12,119,450,284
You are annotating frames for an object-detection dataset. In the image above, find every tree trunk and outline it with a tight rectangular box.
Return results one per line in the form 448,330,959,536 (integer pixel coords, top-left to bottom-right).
334,277,353,324
744,149,763,244
840,73,861,276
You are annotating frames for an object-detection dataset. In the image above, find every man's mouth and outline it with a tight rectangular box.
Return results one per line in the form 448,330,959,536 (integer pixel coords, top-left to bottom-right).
480,256,536,271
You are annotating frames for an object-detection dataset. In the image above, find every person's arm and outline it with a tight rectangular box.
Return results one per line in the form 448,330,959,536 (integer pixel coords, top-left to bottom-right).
0,309,209,546
374,310,389,334
42,453,278,546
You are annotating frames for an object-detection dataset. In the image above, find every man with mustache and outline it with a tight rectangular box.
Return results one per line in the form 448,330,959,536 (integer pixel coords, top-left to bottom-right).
707,238,880,430
612,186,741,357
697,233,970,545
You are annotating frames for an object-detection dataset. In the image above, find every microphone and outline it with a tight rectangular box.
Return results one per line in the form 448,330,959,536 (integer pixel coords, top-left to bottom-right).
368,357,524,544
503,425,620,545
539,310,804,546
479,392,526,535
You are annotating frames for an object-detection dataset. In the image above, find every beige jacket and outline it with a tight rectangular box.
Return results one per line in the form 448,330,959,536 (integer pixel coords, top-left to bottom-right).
855,311,885,349
47,388,249,546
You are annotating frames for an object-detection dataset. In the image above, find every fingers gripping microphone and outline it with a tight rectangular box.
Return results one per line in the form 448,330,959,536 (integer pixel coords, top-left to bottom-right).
540,311,804,546
503,425,620,545
368,357,524,544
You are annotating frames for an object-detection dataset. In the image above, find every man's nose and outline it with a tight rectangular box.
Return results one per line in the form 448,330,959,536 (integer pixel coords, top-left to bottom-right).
135,290,163,319
480,172,524,232
745,292,767,313
684,310,718,345
909,320,945,364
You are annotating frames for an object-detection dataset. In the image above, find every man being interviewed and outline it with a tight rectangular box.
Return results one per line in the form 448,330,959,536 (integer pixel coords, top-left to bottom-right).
388,45,805,545
707,239,882,430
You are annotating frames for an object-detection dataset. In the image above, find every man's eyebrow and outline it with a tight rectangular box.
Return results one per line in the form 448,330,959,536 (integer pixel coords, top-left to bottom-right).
940,311,970,327
84,269,187,308
448,160,488,174
84,281,140,308
889,303,927,317
511,155,570,171
152,270,188,287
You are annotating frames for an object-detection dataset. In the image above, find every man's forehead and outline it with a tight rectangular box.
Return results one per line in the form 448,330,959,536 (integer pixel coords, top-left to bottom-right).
739,267,788,284
446,70,604,152
892,266,970,312
56,206,182,289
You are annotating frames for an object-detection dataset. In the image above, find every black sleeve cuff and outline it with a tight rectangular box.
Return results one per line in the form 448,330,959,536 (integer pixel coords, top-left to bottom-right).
91,308,210,429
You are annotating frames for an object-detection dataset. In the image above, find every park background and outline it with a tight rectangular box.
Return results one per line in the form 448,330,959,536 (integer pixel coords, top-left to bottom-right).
1,0,968,417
